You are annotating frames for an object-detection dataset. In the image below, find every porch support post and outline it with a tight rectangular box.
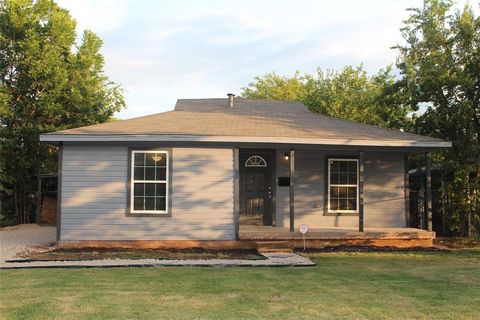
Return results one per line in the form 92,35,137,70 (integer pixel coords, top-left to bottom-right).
424,152,432,231
56,143,63,242
358,151,365,232
233,147,240,240
404,155,410,227
289,149,295,232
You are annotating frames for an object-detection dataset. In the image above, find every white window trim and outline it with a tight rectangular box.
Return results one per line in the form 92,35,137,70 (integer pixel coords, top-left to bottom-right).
327,158,359,214
130,150,169,214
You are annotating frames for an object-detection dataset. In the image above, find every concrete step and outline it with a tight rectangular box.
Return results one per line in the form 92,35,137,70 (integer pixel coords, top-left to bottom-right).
256,241,293,253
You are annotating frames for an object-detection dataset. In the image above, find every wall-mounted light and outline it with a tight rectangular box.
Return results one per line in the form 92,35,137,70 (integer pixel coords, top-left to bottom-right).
284,153,290,161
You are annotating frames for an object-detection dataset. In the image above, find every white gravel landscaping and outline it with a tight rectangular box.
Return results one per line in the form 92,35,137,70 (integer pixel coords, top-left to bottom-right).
0,224,56,263
0,252,314,268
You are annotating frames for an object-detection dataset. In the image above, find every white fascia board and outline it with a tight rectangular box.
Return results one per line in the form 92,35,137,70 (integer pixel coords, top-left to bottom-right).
40,134,452,148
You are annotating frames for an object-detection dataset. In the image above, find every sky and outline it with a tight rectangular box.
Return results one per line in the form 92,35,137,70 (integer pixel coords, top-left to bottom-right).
56,0,479,119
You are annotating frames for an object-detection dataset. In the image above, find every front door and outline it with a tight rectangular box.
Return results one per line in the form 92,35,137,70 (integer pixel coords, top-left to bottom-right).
239,150,274,225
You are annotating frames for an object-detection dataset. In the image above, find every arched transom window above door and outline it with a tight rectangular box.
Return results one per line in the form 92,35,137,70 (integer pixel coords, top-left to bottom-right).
245,155,267,167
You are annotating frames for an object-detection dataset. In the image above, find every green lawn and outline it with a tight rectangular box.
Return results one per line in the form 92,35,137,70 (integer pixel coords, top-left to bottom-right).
1,249,479,320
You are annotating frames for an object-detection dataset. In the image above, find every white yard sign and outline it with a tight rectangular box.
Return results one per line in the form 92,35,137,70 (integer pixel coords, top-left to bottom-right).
299,225,308,250
299,225,308,234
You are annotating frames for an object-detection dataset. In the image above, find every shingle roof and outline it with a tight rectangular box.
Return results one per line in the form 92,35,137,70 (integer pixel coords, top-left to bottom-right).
41,98,450,147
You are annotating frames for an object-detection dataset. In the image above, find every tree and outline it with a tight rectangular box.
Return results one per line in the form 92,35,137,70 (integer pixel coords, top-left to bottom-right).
0,0,125,223
395,0,480,236
241,71,313,101
304,65,411,130
242,65,412,130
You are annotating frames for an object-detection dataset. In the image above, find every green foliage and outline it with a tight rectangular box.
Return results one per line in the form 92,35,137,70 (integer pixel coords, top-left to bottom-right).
304,65,412,130
0,210,14,227
0,0,125,223
241,71,313,101
396,0,480,235
241,66,413,130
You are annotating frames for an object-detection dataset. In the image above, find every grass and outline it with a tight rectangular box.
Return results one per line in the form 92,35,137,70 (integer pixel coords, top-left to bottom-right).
19,248,265,261
1,249,479,320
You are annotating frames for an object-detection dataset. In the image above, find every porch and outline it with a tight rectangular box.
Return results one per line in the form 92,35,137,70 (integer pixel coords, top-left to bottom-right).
239,225,435,248
235,147,435,243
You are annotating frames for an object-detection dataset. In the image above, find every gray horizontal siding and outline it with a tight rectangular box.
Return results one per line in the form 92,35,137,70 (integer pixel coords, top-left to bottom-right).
363,152,405,227
60,145,235,240
275,149,406,228
62,217,234,223
62,206,234,214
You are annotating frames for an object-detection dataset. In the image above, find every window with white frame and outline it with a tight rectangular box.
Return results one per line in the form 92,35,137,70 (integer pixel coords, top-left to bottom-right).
131,150,168,214
327,158,359,213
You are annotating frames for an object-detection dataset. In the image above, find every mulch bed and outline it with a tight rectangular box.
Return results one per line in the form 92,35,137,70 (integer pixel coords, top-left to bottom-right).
295,237,480,253
434,237,480,248
21,248,266,261
297,245,448,253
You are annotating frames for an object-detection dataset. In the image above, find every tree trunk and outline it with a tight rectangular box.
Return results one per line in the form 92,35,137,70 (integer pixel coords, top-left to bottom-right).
13,186,20,224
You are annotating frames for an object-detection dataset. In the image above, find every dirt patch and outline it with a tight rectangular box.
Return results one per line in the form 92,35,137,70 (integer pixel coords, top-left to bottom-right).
434,237,480,249
297,245,448,253
19,248,265,261
295,237,480,253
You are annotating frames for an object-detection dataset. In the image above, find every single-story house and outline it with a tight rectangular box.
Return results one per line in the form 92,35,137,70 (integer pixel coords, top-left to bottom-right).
40,95,451,249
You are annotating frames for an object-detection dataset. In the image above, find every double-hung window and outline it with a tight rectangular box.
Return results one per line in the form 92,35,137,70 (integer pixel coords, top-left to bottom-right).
327,158,359,213
130,150,169,214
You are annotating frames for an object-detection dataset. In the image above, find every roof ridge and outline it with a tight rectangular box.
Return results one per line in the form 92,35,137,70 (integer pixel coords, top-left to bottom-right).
176,97,305,104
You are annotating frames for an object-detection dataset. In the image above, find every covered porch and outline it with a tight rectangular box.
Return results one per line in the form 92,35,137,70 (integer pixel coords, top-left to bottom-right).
234,145,437,248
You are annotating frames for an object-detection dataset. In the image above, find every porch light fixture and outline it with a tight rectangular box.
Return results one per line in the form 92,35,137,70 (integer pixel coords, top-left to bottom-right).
284,153,290,161
152,154,163,162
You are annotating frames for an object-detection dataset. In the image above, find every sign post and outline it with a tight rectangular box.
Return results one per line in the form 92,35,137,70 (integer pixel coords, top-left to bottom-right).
299,225,308,251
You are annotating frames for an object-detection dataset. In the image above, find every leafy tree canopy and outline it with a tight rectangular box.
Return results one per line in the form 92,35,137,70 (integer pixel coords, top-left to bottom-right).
396,0,479,166
395,0,479,235
242,65,412,130
241,71,313,101
0,0,125,222
304,65,411,130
